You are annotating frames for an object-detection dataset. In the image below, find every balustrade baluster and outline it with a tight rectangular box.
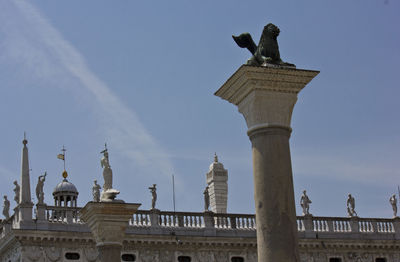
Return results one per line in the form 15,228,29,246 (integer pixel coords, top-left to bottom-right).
326,219,333,233
378,222,382,232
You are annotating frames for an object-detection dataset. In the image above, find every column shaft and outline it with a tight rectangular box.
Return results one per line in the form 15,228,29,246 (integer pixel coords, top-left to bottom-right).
249,127,299,261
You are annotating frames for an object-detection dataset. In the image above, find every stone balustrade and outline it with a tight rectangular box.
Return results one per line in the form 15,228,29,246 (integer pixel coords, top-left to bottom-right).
128,210,400,240
1,207,399,241
45,205,83,224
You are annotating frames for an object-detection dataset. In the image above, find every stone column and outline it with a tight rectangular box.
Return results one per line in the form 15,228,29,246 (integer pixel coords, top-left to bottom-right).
215,65,318,261
80,202,140,262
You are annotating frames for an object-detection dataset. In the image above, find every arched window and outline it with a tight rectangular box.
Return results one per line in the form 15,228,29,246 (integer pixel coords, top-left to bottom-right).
329,258,341,262
121,254,136,261
65,252,80,260
178,256,191,262
376,258,387,262
231,257,245,262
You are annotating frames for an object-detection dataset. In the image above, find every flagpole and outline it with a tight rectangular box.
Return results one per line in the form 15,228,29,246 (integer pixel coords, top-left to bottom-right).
62,145,66,170
172,174,176,213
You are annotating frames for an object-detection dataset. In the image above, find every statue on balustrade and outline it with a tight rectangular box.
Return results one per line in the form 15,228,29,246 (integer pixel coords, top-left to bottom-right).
390,194,397,217
3,195,10,219
149,184,157,209
100,144,123,202
232,23,295,67
35,172,47,204
99,144,120,202
347,194,358,217
13,180,20,204
100,144,112,191
204,186,210,211
300,190,312,216
92,180,101,202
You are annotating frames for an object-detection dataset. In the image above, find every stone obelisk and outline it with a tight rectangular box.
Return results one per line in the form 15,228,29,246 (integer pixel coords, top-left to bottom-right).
215,65,318,261
18,135,33,226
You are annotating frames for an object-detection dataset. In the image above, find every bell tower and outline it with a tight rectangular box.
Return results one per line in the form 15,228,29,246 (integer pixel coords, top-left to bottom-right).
206,154,228,213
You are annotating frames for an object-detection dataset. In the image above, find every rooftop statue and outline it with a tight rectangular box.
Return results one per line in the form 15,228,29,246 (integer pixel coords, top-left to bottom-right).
204,186,210,211
92,180,101,202
347,194,358,217
390,194,397,218
3,196,10,219
36,172,47,204
99,144,120,202
100,145,112,191
13,180,20,205
233,23,295,68
149,184,157,210
300,190,312,216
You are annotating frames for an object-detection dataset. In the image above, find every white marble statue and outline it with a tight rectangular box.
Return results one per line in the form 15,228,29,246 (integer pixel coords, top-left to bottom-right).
347,194,358,217
149,184,157,209
92,180,101,202
13,180,20,204
35,172,47,204
100,145,112,191
99,145,120,202
390,194,397,217
300,190,312,215
3,195,10,219
204,186,210,211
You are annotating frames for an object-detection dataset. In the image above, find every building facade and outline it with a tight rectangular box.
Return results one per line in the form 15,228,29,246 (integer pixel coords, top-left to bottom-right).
0,139,399,262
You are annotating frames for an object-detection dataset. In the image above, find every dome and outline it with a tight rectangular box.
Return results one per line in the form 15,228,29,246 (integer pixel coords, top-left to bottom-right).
208,153,225,171
209,161,224,171
53,179,78,196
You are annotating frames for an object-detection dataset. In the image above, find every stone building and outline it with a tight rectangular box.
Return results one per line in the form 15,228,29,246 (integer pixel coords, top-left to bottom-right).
0,137,399,262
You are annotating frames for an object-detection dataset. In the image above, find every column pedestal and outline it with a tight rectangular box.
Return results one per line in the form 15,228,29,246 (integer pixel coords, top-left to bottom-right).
16,202,34,229
80,201,140,262
36,203,46,221
215,65,318,262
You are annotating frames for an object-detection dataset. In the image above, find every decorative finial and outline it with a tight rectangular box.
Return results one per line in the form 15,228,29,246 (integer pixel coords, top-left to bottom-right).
101,143,108,154
214,152,218,163
22,132,28,145
62,170,68,179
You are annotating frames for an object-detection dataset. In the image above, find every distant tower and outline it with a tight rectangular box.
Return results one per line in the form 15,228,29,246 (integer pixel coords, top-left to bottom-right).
206,153,228,213
18,135,33,224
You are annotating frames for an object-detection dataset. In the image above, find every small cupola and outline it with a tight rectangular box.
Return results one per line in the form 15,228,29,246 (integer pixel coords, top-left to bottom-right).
52,146,78,207
53,170,78,207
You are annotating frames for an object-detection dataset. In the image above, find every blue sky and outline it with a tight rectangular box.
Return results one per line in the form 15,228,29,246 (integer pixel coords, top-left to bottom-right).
0,0,399,218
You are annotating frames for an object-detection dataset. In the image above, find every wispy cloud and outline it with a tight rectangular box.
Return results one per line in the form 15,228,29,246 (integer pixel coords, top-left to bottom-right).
0,0,174,177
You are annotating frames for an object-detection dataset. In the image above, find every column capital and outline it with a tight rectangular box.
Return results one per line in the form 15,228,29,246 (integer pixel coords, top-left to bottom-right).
215,65,319,131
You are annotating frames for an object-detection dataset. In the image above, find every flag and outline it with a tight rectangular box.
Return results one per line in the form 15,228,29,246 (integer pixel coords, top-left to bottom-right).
57,154,64,160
